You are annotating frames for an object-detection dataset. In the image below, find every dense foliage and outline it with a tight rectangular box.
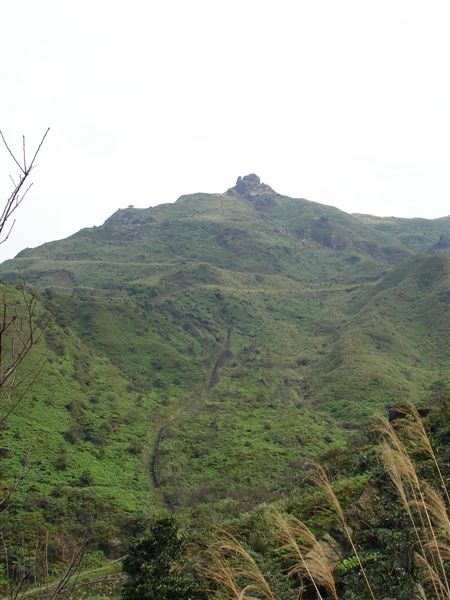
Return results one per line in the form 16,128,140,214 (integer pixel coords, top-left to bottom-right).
122,518,207,600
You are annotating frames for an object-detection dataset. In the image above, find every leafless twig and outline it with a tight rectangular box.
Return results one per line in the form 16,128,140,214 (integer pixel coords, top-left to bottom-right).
0,128,49,245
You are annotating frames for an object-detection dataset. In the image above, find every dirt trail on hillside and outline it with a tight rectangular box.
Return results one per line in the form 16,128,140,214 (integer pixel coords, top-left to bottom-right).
208,327,232,389
150,327,232,512
150,415,180,513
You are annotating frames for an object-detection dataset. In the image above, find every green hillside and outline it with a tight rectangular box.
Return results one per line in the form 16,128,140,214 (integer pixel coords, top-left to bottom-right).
2,175,428,288
0,284,162,557
317,251,450,420
0,174,449,592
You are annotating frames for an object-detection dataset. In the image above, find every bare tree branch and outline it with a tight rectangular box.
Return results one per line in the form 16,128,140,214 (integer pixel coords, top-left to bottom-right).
0,129,53,597
0,128,49,244
0,132,25,175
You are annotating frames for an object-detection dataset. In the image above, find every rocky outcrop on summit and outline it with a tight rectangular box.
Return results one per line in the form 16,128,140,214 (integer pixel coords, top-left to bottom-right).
227,174,278,209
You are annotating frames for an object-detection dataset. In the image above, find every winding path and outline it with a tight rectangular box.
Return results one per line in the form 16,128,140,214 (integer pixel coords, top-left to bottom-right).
150,416,179,513
150,327,232,512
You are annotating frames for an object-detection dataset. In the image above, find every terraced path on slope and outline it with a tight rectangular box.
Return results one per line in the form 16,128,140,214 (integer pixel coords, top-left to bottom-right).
152,281,374,305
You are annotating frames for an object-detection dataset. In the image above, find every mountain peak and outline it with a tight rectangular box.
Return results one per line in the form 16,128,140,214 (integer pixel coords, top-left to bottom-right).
227,174,277,205
237,173,261,189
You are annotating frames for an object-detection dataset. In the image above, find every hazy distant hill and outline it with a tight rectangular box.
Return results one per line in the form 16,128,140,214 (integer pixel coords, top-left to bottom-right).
1,174,449,523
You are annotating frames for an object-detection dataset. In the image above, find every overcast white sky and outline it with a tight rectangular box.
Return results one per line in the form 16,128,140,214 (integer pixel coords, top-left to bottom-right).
1,0,449,261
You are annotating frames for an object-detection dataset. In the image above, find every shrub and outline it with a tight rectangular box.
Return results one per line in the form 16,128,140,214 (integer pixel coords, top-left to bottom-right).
122,518,207,600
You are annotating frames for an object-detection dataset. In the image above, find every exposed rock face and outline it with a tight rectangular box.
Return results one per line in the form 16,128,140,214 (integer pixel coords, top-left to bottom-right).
227,174,278,209
432,233,450,250
305,216,348,250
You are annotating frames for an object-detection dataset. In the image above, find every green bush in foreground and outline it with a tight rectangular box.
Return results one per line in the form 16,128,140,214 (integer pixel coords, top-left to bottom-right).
122,517,207,600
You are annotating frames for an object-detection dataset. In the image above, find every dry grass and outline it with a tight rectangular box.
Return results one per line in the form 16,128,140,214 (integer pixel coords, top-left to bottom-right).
391,403,450,506
306,464,376,600
375,405,450,600
202,529,276,600
273,511,338,600
204,403,449,600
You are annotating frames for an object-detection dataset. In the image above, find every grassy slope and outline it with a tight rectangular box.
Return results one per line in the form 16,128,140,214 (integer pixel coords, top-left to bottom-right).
0,285,164,559
0,185,449,538
317,251,450,421
2,191,418,287
353,213,450,251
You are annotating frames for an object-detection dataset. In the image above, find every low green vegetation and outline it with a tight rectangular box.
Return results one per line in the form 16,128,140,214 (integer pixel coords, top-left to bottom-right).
0,175,448,597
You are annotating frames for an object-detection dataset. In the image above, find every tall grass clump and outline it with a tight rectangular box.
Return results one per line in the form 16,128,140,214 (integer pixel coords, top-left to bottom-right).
203,529,276,599
306,463,376,600
374,403,449,600
274,511,338,600
204,402,449,599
